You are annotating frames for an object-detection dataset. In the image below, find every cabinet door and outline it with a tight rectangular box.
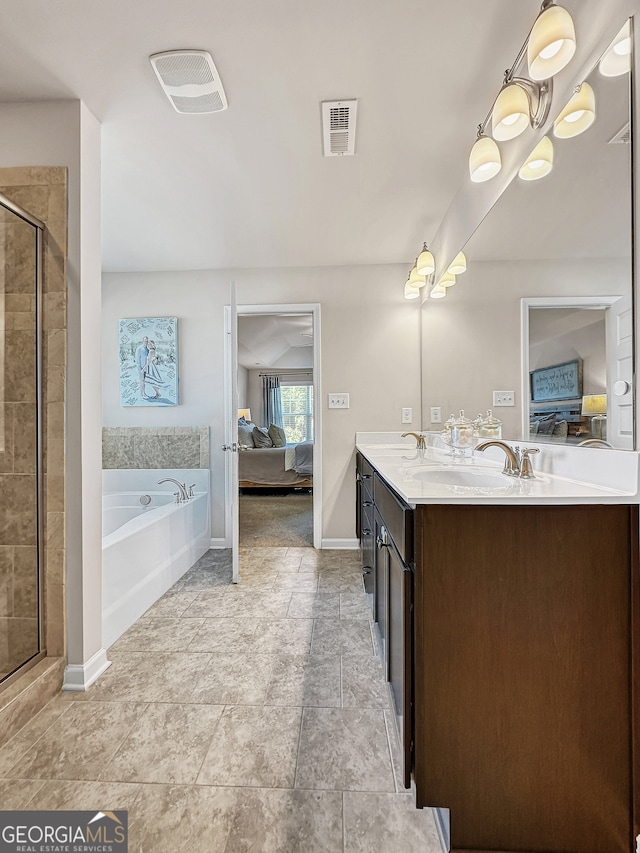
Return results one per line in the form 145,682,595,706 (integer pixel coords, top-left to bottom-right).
373,511,389,672
361,501,375,600
388,541,412,789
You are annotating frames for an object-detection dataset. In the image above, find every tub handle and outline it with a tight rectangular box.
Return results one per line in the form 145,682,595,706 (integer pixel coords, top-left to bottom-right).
188,484,196,497
173,492,181,504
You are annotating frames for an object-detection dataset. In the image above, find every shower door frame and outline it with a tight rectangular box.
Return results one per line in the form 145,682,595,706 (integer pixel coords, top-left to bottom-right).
0,191,47,693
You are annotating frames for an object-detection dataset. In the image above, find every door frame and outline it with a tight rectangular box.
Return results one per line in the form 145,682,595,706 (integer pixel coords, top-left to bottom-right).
224,302,322,550
521,295,619,438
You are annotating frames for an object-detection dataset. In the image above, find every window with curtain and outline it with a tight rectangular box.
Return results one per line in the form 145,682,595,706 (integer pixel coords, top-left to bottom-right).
281,384,314,443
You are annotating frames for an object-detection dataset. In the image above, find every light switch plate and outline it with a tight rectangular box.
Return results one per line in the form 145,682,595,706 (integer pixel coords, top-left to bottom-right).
430,406,442,424
493,390,515,407
328,393,349,409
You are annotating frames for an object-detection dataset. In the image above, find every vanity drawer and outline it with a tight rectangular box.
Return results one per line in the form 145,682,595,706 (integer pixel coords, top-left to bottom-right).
373,472,413,565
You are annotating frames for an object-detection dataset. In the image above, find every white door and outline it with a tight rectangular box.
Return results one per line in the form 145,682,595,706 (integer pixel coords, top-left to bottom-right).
223,283,240,582
606,293,633,449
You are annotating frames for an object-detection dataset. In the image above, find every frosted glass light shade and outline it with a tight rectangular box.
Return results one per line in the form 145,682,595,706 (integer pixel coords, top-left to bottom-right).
518,136,554,180
409,266,426,288
404,281,420,299
416,245,435,276
438,272,457,288
599,21,631,77
469,136,501,182
527,4,576,81
447,252,467,275
492,83,530,141
553,82,595,138
430,282,447,299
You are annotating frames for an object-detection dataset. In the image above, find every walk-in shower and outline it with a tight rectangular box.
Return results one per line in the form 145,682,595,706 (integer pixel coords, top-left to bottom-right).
0,192,45,688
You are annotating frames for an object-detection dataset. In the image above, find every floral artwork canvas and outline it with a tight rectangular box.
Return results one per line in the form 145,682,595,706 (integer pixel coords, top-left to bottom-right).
119,317,178,406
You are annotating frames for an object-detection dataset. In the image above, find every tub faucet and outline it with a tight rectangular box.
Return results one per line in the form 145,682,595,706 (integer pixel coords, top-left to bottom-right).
402,432,426,450
157,478,189,501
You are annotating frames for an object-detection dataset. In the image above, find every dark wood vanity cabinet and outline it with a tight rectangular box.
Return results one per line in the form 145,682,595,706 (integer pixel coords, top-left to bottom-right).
413,503,640,853
356,452,640,852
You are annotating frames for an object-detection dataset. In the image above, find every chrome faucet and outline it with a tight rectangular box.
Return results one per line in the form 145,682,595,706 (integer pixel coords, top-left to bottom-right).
157,478,189,501
402,432,426,450
475,440,521,476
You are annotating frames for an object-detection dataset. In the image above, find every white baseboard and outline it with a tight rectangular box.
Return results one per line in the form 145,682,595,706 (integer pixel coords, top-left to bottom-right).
210,537,228,549
321,538,359,550
63,648,112,692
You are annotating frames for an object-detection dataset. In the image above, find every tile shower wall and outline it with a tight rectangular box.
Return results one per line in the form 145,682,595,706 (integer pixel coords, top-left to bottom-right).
0,168,67,696
102,426,210,470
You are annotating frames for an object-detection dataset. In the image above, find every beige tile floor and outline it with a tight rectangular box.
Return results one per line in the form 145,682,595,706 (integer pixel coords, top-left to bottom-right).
0,548,443,853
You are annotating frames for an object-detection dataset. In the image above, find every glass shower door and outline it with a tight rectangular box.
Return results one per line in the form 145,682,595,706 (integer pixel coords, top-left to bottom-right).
0,198,43,685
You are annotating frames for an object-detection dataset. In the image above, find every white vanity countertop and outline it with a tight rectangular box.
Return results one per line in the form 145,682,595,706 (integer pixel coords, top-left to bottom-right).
355,432,640,506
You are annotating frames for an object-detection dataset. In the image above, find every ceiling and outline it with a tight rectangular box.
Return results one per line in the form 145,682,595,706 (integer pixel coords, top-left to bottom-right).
0,0,542,272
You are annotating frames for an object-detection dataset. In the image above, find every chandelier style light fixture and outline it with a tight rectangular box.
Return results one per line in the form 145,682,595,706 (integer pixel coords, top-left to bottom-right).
468,1,577,184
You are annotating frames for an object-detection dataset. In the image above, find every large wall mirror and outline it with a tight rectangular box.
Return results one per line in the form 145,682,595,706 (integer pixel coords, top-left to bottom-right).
421,14,634,450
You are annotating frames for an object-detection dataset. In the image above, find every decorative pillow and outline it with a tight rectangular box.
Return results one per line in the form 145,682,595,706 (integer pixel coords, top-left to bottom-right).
238,422,255,447
268,423,287,448
529,420,539,435
252,426,274,448
536,415,557,435
552,419,568,438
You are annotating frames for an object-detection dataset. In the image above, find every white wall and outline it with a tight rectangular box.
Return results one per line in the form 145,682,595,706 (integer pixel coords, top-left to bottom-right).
102,264,422,542
421,258,628,437
529,312,606,394
237,366,249,410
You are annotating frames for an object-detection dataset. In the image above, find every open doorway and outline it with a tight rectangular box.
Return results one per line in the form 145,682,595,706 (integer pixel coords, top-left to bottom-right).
235,307,320,548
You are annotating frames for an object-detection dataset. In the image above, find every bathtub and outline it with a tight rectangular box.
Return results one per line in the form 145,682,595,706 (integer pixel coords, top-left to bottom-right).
102,469,210,648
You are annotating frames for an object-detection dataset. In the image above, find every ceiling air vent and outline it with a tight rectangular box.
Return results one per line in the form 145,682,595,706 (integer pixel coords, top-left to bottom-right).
609,121,631,144
321,100,358,156
149,50,228,114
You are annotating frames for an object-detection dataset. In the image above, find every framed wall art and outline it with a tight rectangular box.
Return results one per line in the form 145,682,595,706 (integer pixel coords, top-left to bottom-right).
119,317,178,406
530,358,582,404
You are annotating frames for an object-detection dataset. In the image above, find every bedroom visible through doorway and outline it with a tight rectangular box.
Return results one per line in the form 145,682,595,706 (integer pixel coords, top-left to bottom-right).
237,310,316,548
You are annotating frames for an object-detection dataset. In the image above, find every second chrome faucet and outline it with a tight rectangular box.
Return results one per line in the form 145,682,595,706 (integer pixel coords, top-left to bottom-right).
475,440,539,479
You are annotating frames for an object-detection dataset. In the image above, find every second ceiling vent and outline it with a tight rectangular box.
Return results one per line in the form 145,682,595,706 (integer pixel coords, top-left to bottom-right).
321,100,358,156
150,50,228,114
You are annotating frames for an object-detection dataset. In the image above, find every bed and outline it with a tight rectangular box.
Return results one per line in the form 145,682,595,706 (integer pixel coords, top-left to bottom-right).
239,442,313,489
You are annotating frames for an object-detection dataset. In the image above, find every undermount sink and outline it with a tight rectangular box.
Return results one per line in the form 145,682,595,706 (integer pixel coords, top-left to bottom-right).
409,467,510,488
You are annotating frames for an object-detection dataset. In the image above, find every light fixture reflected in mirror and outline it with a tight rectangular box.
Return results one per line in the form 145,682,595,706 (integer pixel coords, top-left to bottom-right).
439,272,457,288
416,243,435,276
527,2,576,81
447,251,467,275
600,20,632,77
430,281,447,299
404,280,420,300
469,134,501,182
553,82,596,138
409,266,426,288
518,135,554,180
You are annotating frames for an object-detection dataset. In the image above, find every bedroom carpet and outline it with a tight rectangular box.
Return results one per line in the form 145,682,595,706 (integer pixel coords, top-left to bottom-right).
239,491,313,547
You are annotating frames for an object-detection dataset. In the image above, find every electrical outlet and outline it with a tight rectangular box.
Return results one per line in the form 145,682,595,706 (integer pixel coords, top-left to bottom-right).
430,406,442,424
328,393,349,409
401,407,413,424
493,390,515,407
